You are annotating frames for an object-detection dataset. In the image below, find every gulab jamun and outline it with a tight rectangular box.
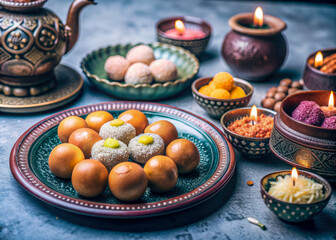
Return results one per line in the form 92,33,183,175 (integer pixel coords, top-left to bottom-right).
58,116,88,143
166,139,200,174
68,128,102,159
144,120,178,146
118,109,149,135
48,143,85,179
109,162,148,202
85,111,114,133
71,159,108,198
144,155,178,193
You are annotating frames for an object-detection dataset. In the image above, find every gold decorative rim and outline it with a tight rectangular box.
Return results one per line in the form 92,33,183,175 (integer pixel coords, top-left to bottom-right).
80,42,200,89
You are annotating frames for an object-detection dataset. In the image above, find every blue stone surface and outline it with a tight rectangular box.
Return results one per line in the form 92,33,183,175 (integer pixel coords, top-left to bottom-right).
0,0,335,239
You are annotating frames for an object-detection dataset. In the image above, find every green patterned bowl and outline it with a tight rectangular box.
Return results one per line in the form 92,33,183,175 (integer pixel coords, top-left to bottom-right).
10,102,235,218
260,170,332,222
81,43,199,100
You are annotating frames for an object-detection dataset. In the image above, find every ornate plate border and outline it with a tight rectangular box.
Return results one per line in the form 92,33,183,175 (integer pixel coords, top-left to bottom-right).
10,102,235,218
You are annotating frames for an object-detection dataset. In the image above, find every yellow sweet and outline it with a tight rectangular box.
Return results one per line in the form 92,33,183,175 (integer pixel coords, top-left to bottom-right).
230,86,246,99
110,119,124,127
104,138,120,148
210,89,231,99
212,72,234,91
139,135,154,145
198,85,212,96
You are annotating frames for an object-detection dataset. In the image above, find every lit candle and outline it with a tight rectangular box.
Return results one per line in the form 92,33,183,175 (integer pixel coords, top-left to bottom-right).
165,20,206,40
321,91,336,117
268,168,324,204
314,51,323,68
250,105,258,125
253,7,263,28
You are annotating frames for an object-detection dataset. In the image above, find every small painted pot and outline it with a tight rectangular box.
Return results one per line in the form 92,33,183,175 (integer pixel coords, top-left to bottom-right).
192,77,253,119
220,107,276,157
156,16,211,56
260,170,332,222
303,48,336,91
221,13,287,81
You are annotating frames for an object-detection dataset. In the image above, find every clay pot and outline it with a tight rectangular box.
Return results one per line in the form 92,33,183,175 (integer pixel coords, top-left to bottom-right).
221,13,287,81
303,48,336,91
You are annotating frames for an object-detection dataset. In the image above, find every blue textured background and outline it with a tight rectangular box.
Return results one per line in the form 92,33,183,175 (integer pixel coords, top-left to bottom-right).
0,0,335,239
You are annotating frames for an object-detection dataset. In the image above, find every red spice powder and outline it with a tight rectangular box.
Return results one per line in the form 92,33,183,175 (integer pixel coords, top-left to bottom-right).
228,114,273,138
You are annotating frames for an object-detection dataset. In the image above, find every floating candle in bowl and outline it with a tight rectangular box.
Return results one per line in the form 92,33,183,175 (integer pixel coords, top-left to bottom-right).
260,168,331,222
303,48,336,91
221,7,287,81
321,91,336,117
156,16,211,56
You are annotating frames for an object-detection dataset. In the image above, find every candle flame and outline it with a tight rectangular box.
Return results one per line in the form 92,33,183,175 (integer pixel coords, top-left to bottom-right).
291,167,298,186
253,7,263,27
175,20,185,35
329,91,334,108
314,51,323,68
250,105,258,122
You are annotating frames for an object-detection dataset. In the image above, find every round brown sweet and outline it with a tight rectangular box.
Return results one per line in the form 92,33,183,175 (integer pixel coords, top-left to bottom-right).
274,92,286,102
118,109,149,135
48,143,85,179
291,81,303,89
126,45,155,65
144,120,178,146
274,101,282,112
85,111,114,133
58,116,88,143
166,139,200,174
68,128,103,159
280,78,292,86
104,55,130,81
288,88,299,95
277,85,288,93
262,98,276,109
144,155,178,192
149,59,178,82
109,162,148,202
124,63,153,85
71,160,108,198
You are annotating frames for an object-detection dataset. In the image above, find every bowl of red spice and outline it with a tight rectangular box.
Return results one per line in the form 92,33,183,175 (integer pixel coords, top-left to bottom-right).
220,106,276,158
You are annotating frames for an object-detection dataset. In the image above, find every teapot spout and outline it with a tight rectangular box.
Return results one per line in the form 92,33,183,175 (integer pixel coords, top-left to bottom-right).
65,0,96,54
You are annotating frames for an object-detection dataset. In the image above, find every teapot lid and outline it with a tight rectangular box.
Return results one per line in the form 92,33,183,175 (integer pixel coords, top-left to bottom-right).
0,0,47,12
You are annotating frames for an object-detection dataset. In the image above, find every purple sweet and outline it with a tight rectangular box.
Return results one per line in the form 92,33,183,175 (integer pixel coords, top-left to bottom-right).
292,101,325,126
321,116,336,129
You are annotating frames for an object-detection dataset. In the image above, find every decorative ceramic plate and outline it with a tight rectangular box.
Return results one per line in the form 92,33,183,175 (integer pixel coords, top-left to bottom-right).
10,102,235,218
81,43,199,100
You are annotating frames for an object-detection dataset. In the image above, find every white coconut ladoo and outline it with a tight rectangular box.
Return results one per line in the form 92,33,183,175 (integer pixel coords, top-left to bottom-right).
99,119,136,144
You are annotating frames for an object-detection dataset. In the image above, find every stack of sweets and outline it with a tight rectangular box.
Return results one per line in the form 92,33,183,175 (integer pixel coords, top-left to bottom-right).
320,53,336,74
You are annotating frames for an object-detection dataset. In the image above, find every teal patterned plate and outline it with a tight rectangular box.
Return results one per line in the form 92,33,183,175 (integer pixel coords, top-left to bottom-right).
80,43,199,100
10,102,235,218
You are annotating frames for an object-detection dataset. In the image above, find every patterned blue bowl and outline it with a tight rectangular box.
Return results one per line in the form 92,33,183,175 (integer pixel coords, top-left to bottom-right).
260,170,332,222
192,77,253,119
220,107,276,158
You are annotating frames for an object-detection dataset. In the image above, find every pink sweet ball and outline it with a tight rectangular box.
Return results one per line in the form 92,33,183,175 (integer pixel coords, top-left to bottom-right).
292,101,325,126
124,63,153,85
149,59,178,82
321,116,336,129
126,45,155,65
104,55,130,81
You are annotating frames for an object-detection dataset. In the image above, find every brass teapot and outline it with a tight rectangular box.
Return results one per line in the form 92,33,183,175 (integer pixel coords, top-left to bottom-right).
0,0,95,96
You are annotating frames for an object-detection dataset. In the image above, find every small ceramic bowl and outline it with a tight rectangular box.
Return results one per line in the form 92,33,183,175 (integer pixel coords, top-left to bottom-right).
303,48,336,91
220,107,276,157
156,16,211,56
81,42,199,100
260,170,332,222
192,77,253,119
